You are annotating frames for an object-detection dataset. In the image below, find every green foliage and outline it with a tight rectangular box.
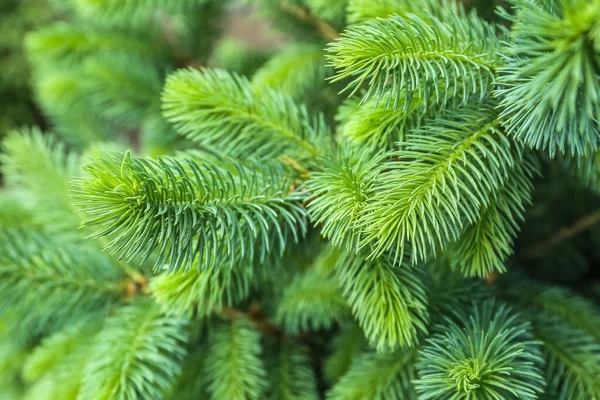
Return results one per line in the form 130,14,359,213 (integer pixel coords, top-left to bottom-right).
532,314,600,400
346,0,438,23
327,350,417,399
4,0,600,399
360,105,521,264
150,260,255,318
451,152,539,277
80,300,189,400
67,0,208,25
205,320,267,400
0,229,123,331
253,44,327,99
328,10,499,109
73,152,307,271
268,341,320,400
276,251,348,333
1,127,80,233
307,145,384,250
336,252,429,351
163,68,329,162
415,301,545,400
497,0,600,156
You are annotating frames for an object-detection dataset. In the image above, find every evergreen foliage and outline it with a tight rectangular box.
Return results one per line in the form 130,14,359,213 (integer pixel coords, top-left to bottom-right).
2,0,600,399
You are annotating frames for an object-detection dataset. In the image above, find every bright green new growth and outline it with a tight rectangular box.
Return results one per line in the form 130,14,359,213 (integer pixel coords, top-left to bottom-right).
336,253,429,351
3,0,600,399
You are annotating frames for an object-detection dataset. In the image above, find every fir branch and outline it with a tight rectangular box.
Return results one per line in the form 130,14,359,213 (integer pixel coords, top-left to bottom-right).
452,151,539,278
268,341,320,400
73,153,307,271
327,11,500,110
0,229,124,331
162,68,329,162
327,350,418,399
307,145,384,250
205,320,268,400
359,105,521,264
80,300,189,400
335,252,429,351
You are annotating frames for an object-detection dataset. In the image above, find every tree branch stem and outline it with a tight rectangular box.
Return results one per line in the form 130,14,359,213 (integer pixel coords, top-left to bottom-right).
521,208,600,259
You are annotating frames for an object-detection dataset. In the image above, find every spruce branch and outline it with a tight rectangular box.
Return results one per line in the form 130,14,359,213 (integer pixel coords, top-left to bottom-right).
0,229,124,331
497,0,600,156
205,320,268,400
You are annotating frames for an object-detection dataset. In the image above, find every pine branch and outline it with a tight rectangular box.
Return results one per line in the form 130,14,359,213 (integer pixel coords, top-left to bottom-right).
80,300,189,400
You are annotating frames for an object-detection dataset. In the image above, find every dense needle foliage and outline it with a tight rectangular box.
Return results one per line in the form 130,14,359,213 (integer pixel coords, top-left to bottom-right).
1,0,600,399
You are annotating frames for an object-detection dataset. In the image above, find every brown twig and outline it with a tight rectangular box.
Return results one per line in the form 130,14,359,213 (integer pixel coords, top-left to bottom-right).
279,0,340,41
219,303,283,337
521,208,600,260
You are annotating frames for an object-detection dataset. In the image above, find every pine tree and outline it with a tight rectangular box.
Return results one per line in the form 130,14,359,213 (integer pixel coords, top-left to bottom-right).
2,0,600,399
